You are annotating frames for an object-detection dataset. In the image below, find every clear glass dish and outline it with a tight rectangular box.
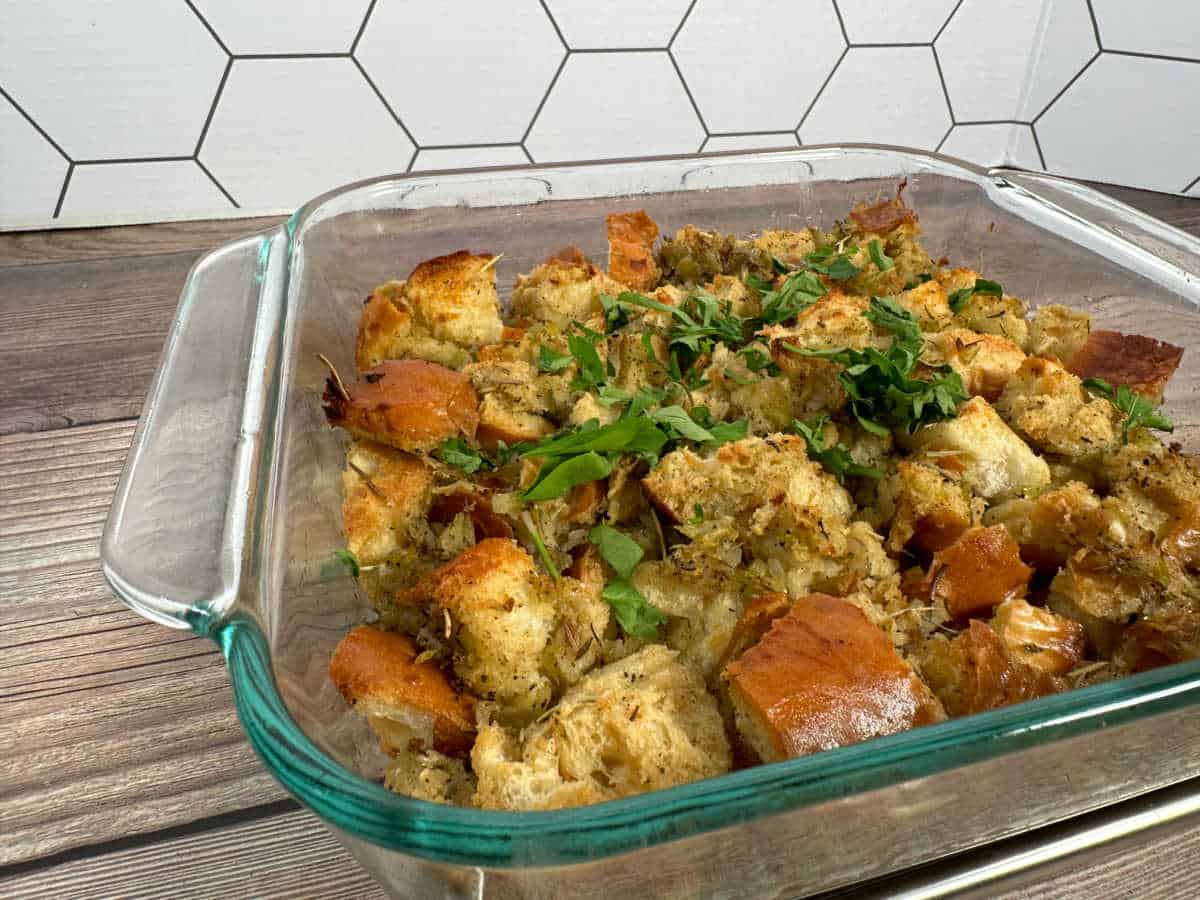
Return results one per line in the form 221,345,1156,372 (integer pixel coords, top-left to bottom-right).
101,147,1200,899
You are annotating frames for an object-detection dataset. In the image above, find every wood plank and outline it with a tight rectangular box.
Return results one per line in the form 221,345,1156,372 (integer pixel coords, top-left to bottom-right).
0,810,383,900
0,216,283,269
0,422,287,865
0,253,198,434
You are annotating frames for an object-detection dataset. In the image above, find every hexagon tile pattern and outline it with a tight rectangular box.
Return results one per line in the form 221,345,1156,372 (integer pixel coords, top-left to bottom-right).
673,0,844,133
800,46,951,150
60,161,233,221
837,0,959,44
199,58,416,209
0,93,69,226
356,0,564,146
0,0,226,159
1037,54,1200,194
191,0,374,54
1092,1,1200,61
937,0,1096,122
526,52,704,162
545,0,693,49
2,0,1200,230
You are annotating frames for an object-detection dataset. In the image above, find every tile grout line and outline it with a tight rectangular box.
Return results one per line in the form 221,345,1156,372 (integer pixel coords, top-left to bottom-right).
667,49,711,136
193,56,233,158
537,0,569,51
0,84,72,163
350,56,420,149
51,163,75,219
668,0,700,49
830,0,850,45
931,44,957,125
520,52,570,147
794,44,848,135
349,0,378,55
182,0,231,56
195,158,240,209
1032,49,1101,124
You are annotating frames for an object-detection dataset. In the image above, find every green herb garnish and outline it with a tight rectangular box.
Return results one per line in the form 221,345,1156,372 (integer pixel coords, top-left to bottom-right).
868,239,894,272
588,524,668,641
787,298,968,434
525,513,561,581
688,503,705,525
754,269,828,325
326,548,361,578
789,415,883,483
805,245,861,280
948,278,1003,313
436,437,491,474
1082,377,1174,443
537,344,573,373
567,332,606,390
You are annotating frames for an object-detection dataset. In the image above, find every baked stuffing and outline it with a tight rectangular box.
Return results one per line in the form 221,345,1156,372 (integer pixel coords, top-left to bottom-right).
321,194,1188,809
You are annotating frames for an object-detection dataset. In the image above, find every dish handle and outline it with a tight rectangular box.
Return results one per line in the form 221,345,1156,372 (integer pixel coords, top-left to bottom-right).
100,227,289,633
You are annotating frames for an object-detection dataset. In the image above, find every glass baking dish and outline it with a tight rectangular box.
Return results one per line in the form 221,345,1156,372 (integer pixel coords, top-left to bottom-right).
101,147,1200,899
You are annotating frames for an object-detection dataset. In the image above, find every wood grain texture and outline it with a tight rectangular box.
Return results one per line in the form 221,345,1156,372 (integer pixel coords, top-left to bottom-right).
0,216,284,269
0,810,381,900
0,422,287,866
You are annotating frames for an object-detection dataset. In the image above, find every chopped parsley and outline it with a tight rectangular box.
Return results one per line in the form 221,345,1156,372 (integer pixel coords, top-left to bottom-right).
688,503,705,525
588,524,668,641
868,239,895,272
537,344,573,373
333,548,360,577
786,297,968,434
567,331,606,390
436,437,491,474
789,415,883,482
805,245,861,280
1082,377,1174,443
751,269,828,325
948,277,1004,313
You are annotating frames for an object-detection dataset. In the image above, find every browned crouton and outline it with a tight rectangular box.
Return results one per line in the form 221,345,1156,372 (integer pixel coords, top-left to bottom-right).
1067,329,1183,403
342,441,435,569
511,247,625,327
925,525,1033,620
607,210,660,291
921,327,1026,401
1026,303,1091,362
880,460,978,554
918,620,1065,716
355,251,504,371
329,625,476,757
991,598,1086,676
724,594,945,762
324,359,479,452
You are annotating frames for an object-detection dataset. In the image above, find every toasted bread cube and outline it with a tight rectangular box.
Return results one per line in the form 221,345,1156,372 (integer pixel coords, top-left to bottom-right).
995,356,1122,464
1113,611,1200,674
908,396,1049,500
848,196,917,233
329,625,476,757
384,750,475,806
716,592,791,673
983,481,1121,570
607,210,660,290
991,597,1086,676
938,267,1029,346
642,436,855,596
925,526,1033,619
404,539,557,723
324,359,479,453
471,645,731,810
845,200,933,296
752,228,819,265
512,247,626,327
466,359,558,449
355,251,504,371
1067,329,1184,403
880,460,978,553
894,279,953,331
342,441,435,569
1026,303,1091,362
724,594,945,762
921,327,1026,402
918,620,1065,716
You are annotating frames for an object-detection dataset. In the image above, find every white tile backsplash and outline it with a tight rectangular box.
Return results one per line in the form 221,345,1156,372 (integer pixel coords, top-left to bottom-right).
801,46,951,150
525,52,704,162
673,0,845,133
198,58,415,209
0,0,1196,230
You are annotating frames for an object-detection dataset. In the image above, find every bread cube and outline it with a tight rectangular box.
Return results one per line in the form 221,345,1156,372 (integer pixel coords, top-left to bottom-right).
606,210,660,291
925,525,1033,620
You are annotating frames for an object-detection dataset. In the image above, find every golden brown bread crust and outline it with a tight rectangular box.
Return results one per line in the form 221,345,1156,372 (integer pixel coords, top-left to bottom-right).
848,196,916,233
1066,329,1183,402
925,525,1033,620
428,488,514,540
919,620,1065,716
991,597,1086,676
883,460,976,554
324,359,479,452
607,210,660,291
329,625,476,757
716,592,791,673
342,440,435,567
356,284,414,371
724,594,945,761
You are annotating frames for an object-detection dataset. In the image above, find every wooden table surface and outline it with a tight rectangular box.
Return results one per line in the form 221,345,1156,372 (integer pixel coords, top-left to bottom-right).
2,185,1200,899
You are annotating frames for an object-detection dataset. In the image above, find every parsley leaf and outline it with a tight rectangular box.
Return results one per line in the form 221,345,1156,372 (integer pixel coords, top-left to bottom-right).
333,548,360,578
724,367,758,386
436,437,491,473
787,299,967,434
588,525,667,641
525,513,560,581
588,523,643,579
537,344,573,373
688,503,705,525
868,239,895,272
522,416,667,462
1082,377,1174,443
648,405,717,443
805,245,861,280
599,293,632,332
948,277,1004,313
521,451,614,501
689,406,748,446
755,269,828,325
737,347,780,376
790,416,883,482
567,332,606,390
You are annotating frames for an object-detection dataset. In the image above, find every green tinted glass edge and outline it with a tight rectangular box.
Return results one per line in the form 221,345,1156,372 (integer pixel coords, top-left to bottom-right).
214,611,1200,868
